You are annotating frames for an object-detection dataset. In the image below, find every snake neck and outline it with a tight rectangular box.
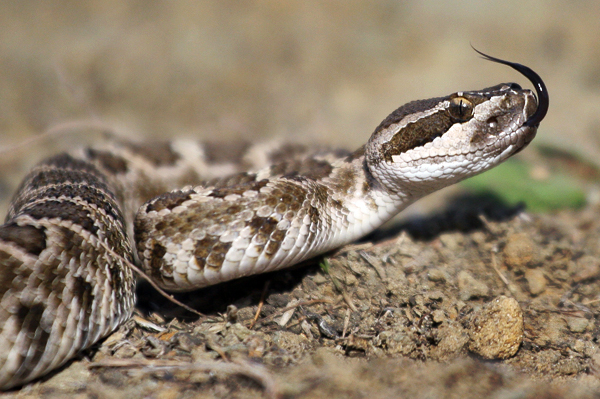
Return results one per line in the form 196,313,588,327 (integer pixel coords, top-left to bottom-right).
312,149,414,250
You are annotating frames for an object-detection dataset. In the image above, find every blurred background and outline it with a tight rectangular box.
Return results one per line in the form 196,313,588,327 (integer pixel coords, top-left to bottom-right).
1,0,599,217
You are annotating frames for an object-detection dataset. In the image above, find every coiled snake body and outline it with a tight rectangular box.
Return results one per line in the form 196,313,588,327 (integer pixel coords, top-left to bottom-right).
0,52,548,390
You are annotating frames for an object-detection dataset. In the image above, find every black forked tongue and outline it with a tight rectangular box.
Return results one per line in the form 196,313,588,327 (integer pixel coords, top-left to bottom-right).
472,46,549,127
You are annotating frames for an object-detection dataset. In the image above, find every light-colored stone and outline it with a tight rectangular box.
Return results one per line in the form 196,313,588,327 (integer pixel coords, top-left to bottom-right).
427,268,448,283
457,270,489,300
432,309,446,323
503,233,535,269
524,268,547,295
566,317,589,333
573,255,600,283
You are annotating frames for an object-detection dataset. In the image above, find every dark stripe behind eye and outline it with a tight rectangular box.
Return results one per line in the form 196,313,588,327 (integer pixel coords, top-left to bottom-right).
381,109,454,162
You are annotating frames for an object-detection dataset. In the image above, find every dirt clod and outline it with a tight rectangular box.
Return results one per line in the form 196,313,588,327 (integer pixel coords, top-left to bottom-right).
467,295,524,359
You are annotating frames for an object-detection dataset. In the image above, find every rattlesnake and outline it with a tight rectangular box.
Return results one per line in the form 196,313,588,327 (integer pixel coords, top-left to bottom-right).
0,51,548,390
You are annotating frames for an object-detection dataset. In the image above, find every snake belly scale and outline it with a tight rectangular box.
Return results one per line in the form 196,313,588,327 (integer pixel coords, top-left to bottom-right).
0,52,548,390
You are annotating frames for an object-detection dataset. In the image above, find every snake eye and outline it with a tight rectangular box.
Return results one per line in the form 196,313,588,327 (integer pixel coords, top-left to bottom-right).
448,96,474,122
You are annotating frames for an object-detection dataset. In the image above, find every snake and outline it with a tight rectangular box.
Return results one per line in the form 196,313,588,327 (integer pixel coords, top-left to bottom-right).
0,50,548,390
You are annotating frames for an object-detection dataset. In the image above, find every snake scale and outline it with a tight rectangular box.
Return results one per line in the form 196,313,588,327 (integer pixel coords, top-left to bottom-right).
0,50,548,390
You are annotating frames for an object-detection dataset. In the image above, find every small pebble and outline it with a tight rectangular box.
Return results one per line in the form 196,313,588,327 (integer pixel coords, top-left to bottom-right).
566,317,589,333
438,233,462,251
573,255,600,282
467,296,523,359
553,269,570,281
557,358,584,375
524,269,547,296
572,339,586,353
226,304,238,322
427,268,447,283
457,271,489,300
345,273,358,286
266,294,290,307
432,309,446,323
427,290,445,301
503,233,535,269
431,321,469,359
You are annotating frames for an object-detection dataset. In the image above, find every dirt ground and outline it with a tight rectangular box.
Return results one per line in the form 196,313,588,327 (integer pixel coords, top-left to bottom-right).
2,2,600,398
4,196,600,398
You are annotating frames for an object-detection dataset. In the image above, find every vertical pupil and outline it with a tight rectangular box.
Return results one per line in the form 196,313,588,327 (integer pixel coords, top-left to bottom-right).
450,97,472,121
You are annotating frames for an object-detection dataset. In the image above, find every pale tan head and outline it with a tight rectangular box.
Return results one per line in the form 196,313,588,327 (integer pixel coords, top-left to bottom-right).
365,52,548,198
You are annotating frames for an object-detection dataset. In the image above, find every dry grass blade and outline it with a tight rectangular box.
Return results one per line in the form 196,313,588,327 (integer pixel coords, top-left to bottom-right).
0,119,125,157
65,221,206,318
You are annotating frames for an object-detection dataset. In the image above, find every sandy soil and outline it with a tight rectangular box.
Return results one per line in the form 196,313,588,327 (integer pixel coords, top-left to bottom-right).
2,2,600,398
6,201,600,398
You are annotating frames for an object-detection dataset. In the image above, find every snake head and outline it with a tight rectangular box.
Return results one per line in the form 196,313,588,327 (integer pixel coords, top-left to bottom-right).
365,77,543,197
